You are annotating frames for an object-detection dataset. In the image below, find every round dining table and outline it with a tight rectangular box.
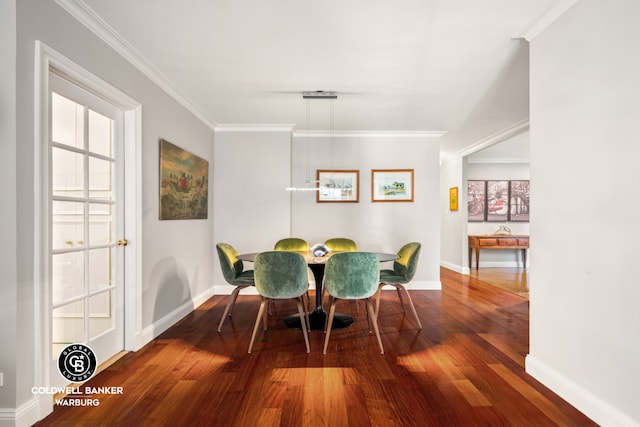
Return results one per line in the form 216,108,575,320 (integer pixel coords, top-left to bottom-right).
237,251,399,331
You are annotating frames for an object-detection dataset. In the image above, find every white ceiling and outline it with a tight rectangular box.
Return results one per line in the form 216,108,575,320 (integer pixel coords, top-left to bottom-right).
79,0,564,156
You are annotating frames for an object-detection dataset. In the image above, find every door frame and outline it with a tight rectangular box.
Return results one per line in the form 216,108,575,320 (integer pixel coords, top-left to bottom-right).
34,41,142,417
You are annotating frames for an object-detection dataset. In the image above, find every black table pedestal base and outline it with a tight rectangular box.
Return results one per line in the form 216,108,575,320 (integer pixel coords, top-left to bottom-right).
284,308,353,331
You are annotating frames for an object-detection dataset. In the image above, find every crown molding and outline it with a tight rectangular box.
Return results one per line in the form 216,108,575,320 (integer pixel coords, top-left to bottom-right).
214,124,295,133
511,0,580,41
291,130,447,139
54,0,217,130
467,158,530,165
455,118,529,159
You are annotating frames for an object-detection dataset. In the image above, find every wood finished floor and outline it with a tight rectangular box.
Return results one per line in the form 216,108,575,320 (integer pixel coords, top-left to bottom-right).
37,267,595,426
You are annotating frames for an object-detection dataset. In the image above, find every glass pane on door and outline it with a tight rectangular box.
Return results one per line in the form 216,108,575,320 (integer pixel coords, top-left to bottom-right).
50,78,121,362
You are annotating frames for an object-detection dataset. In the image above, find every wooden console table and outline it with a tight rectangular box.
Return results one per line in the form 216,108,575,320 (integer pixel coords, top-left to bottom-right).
468,235,529,270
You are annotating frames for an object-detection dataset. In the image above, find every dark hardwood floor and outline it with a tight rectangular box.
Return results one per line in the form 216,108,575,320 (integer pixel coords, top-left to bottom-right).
37,268,595,426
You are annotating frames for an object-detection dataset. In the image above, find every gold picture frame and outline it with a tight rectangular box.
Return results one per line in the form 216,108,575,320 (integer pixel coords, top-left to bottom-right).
371,169,414,202
316,170,359,202
159,139,209,220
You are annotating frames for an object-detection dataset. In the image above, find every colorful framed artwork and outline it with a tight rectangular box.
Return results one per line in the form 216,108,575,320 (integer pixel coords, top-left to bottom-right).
509,180,530,222
486,180,509,222
449,187,459,211
371,169,414,202
467,180,486,222
316,170,359,202
159,139,209,220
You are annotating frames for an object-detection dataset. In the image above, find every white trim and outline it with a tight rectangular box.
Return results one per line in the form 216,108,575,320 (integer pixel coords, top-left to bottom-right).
292,130,447,139
525,355,637,427
34,41,143,422
455,119,529,159
512,0,581,42
53,0,216,129
136,287,215,349
440,260,465,274
0,397,39,427
389,280,441,291
215,124,295,134
467,158,530,165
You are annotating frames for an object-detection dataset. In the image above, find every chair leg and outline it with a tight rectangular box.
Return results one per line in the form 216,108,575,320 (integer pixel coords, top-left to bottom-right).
401,286,422,330
323,298,338,354
248,298,269,353
295,297,310,353
323,296,333,332
374,283,384,318
366,299,384,354
303,292,311,332
217,285,247,332
396,285,407,313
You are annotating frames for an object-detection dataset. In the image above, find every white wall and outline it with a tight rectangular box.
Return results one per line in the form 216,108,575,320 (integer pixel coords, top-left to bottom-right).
439,156,466,273
212,128,293,294
10,0,215,423
0,0,18,415
527,1,640,425
291,134,442,288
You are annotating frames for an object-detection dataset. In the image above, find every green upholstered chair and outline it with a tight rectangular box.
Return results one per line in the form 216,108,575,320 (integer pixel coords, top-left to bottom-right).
274,237,311,319
324,238,357,252
322,252,384,354
274,238,309,252
248,251,311,353
375,242,422,329
216,243,255,332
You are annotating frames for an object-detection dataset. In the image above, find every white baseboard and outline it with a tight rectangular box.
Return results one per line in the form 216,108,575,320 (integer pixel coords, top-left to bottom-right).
526,354,638,427
402,280,441,290
440,260,464,273
135,286,215,350
0,396,39,427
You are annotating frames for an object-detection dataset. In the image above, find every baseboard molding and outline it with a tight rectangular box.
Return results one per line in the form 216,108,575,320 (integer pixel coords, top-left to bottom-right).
403,280,441,290
136,286,215,350
440,260,464,273
525,354,638,427
0,396,39,427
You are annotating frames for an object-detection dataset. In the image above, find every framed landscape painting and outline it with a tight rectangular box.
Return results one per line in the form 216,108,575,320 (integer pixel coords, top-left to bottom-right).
159,139,209,220
316,170,359,202
371,169,414,202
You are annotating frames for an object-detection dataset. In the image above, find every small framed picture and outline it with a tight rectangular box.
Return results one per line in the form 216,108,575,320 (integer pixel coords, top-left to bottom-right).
371,169,414,202
449,187,458,211
316,170,359,202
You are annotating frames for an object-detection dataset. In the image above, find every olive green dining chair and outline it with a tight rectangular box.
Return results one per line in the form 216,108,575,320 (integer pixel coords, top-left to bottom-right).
323,252,384,354
216,243,255,332
375,242,422,330
324,238,361,311
248,251,311,353
324,237,357,252
274,238,309,252
274,237,311,320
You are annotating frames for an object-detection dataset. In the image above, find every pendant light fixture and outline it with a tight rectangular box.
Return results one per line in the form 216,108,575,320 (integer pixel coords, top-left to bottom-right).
286,91,337,192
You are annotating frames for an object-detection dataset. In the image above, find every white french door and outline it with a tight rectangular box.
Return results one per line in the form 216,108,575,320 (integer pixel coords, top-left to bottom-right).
48,72,125,386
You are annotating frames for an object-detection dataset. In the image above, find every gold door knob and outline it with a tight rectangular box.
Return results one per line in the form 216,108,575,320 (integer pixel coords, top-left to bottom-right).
117,239,128,246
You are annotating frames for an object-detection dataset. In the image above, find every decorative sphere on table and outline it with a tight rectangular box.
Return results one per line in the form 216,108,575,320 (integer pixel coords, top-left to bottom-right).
310,243,330,257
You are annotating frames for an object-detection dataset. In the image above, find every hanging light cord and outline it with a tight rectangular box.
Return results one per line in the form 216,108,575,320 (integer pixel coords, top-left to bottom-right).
330,98,335,170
